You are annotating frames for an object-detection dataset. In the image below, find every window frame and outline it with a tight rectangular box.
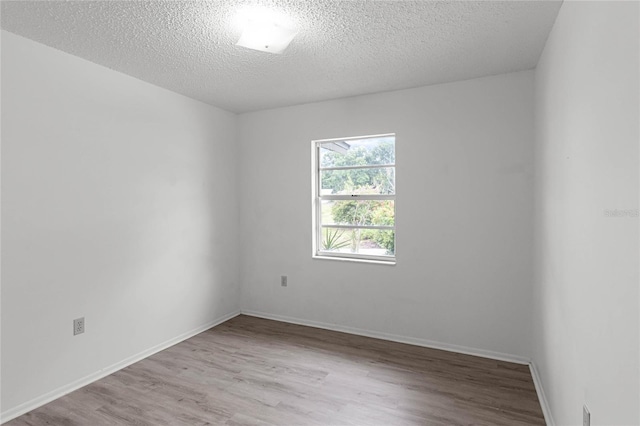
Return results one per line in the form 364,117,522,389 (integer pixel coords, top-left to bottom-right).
311,133,396,265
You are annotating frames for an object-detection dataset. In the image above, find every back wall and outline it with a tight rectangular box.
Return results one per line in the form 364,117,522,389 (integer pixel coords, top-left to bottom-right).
238,70,535,360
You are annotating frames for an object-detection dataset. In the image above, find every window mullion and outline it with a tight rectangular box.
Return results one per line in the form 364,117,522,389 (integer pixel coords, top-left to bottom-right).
321,224,394,230
319,164,395,171
319,194,395,201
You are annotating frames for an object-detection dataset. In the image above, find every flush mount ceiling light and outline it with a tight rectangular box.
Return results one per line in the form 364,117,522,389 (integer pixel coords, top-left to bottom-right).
234,7,298,54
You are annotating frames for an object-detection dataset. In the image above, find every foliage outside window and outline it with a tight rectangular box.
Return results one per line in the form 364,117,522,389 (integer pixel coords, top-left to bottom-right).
313,134,396,263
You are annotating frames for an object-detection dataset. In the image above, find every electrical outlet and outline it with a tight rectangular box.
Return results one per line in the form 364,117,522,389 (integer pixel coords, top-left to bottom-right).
583,405,590,426
73,317,85,335
281,275,287,287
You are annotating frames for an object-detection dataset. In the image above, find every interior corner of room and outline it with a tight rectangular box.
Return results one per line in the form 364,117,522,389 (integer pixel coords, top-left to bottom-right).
1,1,638,425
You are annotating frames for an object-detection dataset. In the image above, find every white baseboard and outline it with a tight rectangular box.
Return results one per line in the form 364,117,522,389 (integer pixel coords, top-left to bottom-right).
530,362,554,426
241,309,531,365
3,310,549,425
0,310,241,424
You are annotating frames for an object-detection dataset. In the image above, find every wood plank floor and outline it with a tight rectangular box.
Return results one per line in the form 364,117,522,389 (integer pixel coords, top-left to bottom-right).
6,315,545,425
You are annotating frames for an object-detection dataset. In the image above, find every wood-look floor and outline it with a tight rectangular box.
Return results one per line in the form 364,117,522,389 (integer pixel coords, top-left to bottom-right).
7,315,545,426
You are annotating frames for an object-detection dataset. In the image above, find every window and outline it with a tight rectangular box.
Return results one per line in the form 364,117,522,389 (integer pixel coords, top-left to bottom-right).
312,134,396,264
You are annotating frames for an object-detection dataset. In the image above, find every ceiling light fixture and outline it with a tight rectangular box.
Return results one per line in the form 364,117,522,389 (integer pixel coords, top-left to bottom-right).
234,7,298,54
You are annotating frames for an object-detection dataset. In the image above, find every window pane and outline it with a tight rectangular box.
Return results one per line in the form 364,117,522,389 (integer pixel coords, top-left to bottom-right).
320,167,395,195
321,200,395,227
319,227,395,256
320,136,395,168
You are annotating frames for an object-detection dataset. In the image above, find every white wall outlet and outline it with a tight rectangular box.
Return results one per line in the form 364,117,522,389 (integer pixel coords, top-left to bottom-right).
281,275,287,287
73,317,85,335
583,405,590,426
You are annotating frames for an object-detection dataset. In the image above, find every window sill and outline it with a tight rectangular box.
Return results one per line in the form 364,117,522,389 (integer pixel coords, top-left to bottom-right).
312,255,396,266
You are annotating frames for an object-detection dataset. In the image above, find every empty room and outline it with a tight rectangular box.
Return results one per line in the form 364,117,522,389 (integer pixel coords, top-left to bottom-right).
1,1,638,425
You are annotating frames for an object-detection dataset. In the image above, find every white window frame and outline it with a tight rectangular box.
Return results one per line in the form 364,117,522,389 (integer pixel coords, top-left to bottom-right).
312,133,396,265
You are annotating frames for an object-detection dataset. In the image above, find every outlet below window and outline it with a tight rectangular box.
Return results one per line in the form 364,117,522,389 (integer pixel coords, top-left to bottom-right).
73,317,85,335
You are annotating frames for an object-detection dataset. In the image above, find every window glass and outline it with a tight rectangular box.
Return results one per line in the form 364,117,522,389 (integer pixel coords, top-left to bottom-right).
314,134,396,263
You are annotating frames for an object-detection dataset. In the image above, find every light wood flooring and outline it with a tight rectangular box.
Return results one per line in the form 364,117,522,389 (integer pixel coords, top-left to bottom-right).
6,315,545,425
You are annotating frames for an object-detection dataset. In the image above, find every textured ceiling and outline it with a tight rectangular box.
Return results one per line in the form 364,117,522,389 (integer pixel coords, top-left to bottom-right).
1,1,562,113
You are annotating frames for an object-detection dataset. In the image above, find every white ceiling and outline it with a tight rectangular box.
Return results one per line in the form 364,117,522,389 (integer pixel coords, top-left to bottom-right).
1,1,562,113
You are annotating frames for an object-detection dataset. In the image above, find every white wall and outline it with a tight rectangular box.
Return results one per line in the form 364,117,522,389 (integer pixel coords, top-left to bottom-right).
1,31,240,417
238,71,535,360
533,2,639,425
10,4,638,422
